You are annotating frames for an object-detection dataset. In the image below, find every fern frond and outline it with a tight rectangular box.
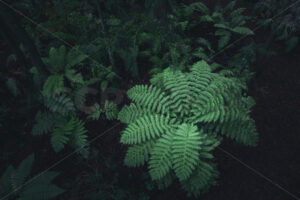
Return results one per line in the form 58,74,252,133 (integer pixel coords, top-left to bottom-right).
161,70,192,118
11,154,34,191
127,85,171,114
218,117,258,146
42,75,65,97
156,171,174,190
181,162,219,197
120,114,176,145
69,118,88,151
118,103,147,124
73,86,89,110
148,134,173,180
171,124,201,181
66,46,88,69
65,69,84,84
51,118,73,152
87,103,102,120
104,101,118,120
124,141,154,167
43,46,66,73
0,165,14,196
32,111,57,135
44,94,75,116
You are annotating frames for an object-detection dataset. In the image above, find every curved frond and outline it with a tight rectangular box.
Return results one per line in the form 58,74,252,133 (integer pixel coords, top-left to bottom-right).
127,85,171,114
148,134,173,180
124,141,154,167
120,114,176,145
171,124,201,181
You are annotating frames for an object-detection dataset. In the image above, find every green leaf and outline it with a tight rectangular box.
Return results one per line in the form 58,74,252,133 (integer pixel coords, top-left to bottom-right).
200,15,213,22
42,75,65,97
6,78,19,97
101,80,108,92
172,124,201,181
0,165,15,196
218,32,231,50
65,69,84,84
11,154,34,190
214,23,230,30
230,27,254,35
66,54,88,69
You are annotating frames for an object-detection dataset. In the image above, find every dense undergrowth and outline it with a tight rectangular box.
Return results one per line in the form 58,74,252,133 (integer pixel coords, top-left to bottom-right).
0,0,299,199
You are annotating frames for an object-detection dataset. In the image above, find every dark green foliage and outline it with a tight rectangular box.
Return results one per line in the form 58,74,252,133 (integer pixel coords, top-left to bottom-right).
254,0,300,52
0,154,64,200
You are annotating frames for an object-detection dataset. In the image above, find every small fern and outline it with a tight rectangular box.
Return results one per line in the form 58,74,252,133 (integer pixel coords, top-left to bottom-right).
51,117,88,153
31,111,58,135
103,100,118,120
42,75,65,97
32,112,89,156
87,103,102,120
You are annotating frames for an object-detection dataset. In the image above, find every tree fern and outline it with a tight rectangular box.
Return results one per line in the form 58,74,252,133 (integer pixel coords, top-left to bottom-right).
118,60,258,196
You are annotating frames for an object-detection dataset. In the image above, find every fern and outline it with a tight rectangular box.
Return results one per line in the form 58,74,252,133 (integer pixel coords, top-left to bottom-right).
51,118,72,152
118,60,258,196
171,124,202,181
51,117,88,153
31,111,58,135
148,134,174,180
44,94,75,116
11,154,34,191
103,100,118,120
124,140,154,167
87,103,102,120
42,75,65,97
42,45,88,74
65,69,84,84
